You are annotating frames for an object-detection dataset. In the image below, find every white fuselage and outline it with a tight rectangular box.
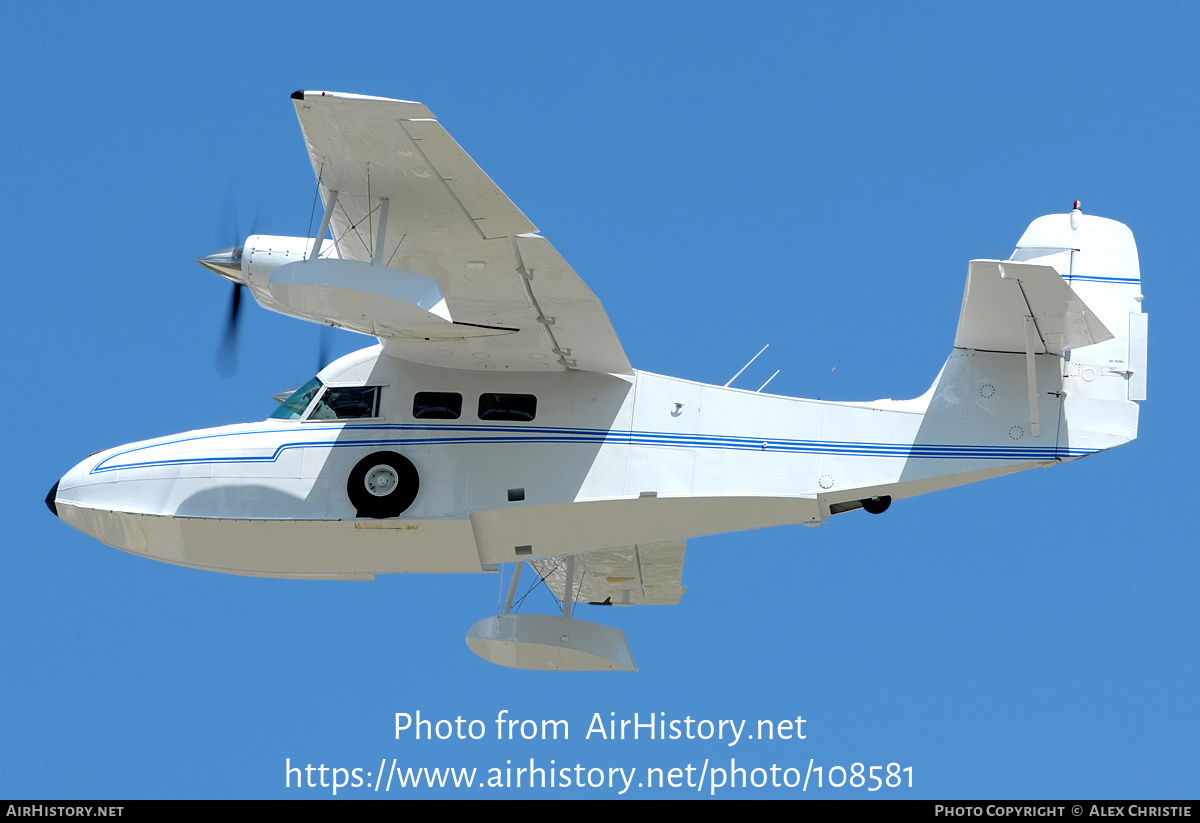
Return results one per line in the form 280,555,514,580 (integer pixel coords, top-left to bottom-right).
52,337,1137,580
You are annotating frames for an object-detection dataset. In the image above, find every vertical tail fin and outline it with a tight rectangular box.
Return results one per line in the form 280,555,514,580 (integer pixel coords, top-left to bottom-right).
1010,206,1145,449
1011,206,1146,399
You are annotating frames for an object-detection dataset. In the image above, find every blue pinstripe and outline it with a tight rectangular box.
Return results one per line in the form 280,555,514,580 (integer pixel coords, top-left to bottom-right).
90,422,1096,474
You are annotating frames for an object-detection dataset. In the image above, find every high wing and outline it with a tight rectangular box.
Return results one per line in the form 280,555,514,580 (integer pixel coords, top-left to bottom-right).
291,91,631,375
530,541,687,606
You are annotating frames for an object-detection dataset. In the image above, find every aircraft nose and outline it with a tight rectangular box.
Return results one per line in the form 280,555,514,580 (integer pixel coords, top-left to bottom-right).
45,480,59,518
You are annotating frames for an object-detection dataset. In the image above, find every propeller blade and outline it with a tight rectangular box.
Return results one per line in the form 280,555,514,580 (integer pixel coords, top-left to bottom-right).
215,282,244,377
206,186,261,376
207,183,271,376
317,326,332,373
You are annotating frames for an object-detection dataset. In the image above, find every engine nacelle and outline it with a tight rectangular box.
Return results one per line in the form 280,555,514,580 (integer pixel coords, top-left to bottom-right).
243,235,460,338
243,234,328,306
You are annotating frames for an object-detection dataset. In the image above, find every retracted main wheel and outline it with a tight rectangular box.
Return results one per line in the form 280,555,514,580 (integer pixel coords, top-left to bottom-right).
347,452,419,518
861,495,892,514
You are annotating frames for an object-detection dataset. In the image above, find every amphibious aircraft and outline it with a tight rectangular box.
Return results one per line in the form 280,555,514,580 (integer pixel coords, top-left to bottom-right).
46,91,1147,671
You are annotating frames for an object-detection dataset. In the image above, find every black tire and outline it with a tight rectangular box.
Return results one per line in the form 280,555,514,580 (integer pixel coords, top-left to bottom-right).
861,495,892,515
347,452,419,518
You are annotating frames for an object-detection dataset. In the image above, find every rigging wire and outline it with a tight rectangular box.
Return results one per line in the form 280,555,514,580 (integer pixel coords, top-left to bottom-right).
305,162,324,243
323,200,382,260
385,233,406,268
511,559,563,614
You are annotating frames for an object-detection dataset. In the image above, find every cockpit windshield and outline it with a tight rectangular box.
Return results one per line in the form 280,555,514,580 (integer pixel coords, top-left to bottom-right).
269,377,322,420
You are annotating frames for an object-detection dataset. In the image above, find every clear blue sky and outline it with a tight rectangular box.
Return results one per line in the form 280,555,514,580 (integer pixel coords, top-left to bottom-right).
3,2,1197,798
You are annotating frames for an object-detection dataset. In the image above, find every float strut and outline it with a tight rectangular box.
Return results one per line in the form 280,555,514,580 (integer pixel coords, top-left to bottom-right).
562,555,575,619
501,561,523,616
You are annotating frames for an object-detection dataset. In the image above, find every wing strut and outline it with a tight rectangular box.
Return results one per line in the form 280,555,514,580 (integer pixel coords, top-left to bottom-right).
373,198,390,266
501,561,524,615
309,190,339,261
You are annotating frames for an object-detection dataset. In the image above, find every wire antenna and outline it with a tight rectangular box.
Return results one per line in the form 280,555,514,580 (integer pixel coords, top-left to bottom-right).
756,370,781,393
724,344,769,388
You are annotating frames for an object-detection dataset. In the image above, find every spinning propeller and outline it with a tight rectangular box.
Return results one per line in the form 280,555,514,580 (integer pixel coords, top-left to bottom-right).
198,181,339,378
317,325,332,373
197,246,339,378
197,245,247,377
198,191,261,376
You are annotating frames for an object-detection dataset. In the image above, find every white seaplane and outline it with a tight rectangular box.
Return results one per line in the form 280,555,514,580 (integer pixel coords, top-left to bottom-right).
47,91,1147,671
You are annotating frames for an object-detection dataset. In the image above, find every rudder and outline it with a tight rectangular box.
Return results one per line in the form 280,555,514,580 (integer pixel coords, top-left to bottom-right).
1011,205,1145,451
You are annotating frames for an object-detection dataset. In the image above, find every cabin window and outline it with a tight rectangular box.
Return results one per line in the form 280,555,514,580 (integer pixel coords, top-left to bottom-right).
269,377,323,420
413,392,463,420
478,393,537,422
307,386,381,420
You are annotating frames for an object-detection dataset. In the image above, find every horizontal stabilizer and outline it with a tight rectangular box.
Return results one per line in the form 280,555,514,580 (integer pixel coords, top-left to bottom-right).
955,260,1113,355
